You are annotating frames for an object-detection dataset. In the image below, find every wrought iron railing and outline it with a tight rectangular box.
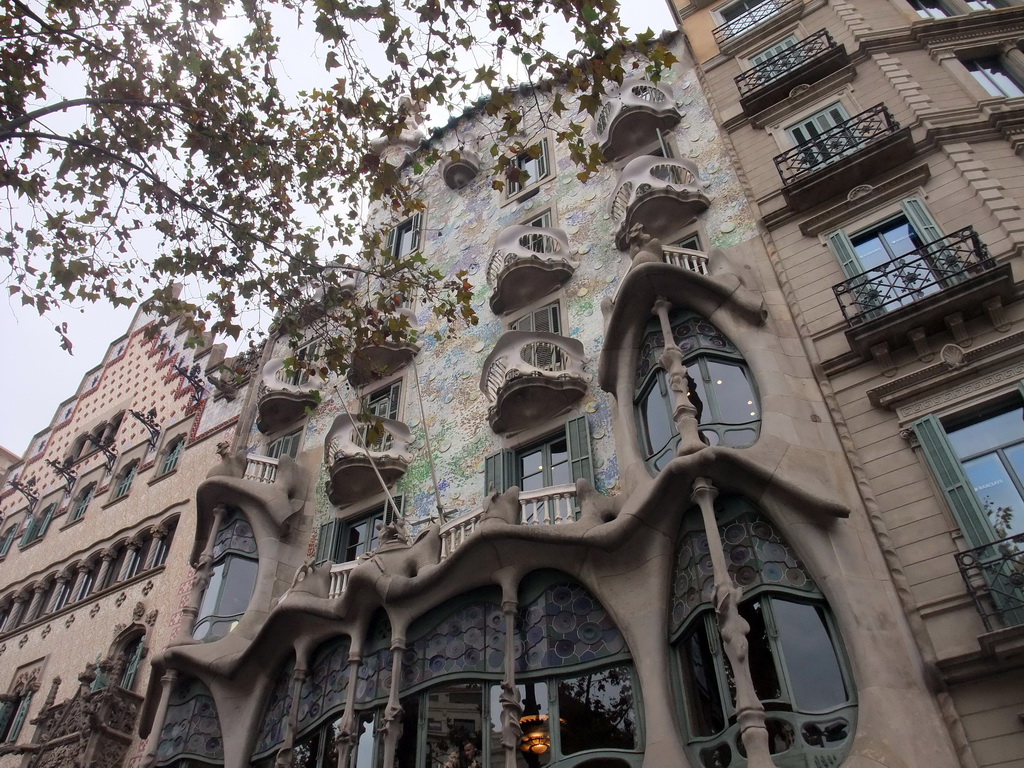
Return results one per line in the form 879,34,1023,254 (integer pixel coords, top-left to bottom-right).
955,532,1024,632
713,0,792,45
832,227,992,324
773,104,900,186
735,30,837,96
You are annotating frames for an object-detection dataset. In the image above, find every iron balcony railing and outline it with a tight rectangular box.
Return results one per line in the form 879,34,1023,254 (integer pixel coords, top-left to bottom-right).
774,104,900,186
735,30,838,96
712,0,791,45
833,227,991,324
955,532,1024,632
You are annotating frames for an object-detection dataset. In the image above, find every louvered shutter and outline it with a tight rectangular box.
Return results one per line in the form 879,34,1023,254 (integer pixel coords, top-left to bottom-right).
911,414,993,547
901,197,961,284
385,225,396,259
315,520,338,565
8,693,31,740
826,229,883,319
484,450,512,494
566,415,594,487
409,212,423,253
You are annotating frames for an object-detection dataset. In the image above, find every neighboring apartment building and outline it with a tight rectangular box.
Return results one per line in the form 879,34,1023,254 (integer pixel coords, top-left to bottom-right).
666,0,1024,765
136,31,982,768
0,299,247,768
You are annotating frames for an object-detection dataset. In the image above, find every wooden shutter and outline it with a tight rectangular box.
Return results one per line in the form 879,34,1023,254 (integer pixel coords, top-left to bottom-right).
315,520,338,565
8,692,32,740
484,450,512,494
565,415,594,487
409,212,423,253
19,516,36,547
385,225,396,258
537,139,550,180
911,414,994,547
36,505,55,539
901,197,963,285
827,229,883,319
121,640,145,690
0,699,12,740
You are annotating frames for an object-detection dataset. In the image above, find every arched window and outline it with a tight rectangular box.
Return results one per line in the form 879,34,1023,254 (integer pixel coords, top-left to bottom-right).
635,313,760,471
0,688,33,743
160,437,185,475
74,560,98,602
19,504,56,547
117,633,146,690
671,497,854,768
112,462,138,500
193,511,258,642
69,484,95,523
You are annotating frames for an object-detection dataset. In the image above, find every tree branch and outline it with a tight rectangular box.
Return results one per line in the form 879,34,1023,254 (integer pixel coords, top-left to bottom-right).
0,98,178,139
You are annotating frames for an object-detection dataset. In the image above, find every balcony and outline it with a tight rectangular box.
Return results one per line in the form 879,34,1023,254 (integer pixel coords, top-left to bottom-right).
243,454,279,484
324,413,414,506
439,148,481,189
735,31,851,116
955,532,1024,632
610,156,710,250
712,0,804,53
833,227,1015,359
348,307,421,387
774,104,914,211
481,331,588,435
593,77,682,161
256,357,320,434
487,225,577,315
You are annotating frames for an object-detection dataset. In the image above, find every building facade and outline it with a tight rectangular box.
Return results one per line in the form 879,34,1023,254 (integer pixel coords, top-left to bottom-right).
0,299,248,767
131,27,1002,768
666,0,1024,765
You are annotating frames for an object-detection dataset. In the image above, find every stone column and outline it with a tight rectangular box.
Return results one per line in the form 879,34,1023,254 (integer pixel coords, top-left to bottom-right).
498,599,523,768
379,638,407,768
691,477,775,768
940,0,975,15
116,540,142,581
26,582,49,622
177,504,227,643
275,662,310,768
1001,42,1024,89
95,549,118,589
46,572,72,613
144,526,169,570
334,651,364,768
7,594,28,630
70,562,93,603
652,298,705,455
141,669,179,767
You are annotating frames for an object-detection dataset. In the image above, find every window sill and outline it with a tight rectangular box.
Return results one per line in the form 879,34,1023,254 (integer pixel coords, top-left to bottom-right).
17,538,43,552
60,515,86,531
102,493,131,511
148,468,178,486
502,172,555,208
0,564,167,641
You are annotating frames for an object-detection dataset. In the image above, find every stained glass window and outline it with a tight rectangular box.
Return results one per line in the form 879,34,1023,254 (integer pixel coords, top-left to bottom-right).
156,678,224,765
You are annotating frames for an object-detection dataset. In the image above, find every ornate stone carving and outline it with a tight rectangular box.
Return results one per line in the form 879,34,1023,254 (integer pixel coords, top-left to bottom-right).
64,614,75,629
940,344,966,369
115,592,127,607
132,602,145,622
142,580,154,596
90,603,101,618
145,609,159,626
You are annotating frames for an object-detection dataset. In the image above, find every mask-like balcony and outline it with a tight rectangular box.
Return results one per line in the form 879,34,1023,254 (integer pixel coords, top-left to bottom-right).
487,225,577,315
348,307,422,387
735,31,851,116
833,227,1014,360
774,104,913,212
256,358,320,434
593,78,682,162
439,148,481,189
610,156,711,250
712,0,804,54
324,414,414,506
481,331,588,435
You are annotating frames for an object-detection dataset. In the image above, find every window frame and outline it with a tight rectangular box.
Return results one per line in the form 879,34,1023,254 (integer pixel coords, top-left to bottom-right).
160,436,185,475
315,497,402,566
112,461,138,500
19,503,56,548
747,33,799,66
961,55,1024,99
483,415,593,497
68,483,96,522
0,526,17,558
267,429,303,460
193,510,260,642
505,136,554,202
386,212,424,262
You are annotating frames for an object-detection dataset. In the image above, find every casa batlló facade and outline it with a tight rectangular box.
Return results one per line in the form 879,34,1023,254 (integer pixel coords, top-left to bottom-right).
132,30,990,768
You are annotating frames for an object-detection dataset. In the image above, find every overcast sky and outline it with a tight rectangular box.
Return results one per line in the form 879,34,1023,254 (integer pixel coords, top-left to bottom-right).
0,0,675,456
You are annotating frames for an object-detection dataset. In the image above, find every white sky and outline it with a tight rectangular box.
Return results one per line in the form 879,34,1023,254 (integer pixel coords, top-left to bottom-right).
0,0,674,456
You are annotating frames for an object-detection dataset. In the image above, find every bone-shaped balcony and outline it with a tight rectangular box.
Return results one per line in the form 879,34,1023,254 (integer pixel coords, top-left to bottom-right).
487,225,577,315
610,156,710,250
256,357,321,434
480,331,587,435
592,77,682,162
324,414,414,506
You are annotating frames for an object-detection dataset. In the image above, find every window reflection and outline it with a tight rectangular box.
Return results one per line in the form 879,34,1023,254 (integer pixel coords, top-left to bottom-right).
557,667,636,755
426,684,484,768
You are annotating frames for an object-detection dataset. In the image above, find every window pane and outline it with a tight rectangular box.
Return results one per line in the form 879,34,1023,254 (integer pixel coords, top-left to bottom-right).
704,360,758,425
354,712,376,768
642,380,676,457
947,406,1024,458
490,682,549,767
426,683,484,768
557,666,635,754
772,600,847,711
961,453,1024,538
519,448,545,491
219,556,258,617
549,438,570,486
737,599,782,702
679,624,726,736
396,694,421,768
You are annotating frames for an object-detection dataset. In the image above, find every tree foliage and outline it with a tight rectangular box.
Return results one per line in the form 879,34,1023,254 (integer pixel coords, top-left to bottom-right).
1,0,676,368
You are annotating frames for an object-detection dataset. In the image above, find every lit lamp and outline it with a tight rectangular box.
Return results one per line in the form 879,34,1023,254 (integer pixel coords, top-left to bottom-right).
519,714,550,754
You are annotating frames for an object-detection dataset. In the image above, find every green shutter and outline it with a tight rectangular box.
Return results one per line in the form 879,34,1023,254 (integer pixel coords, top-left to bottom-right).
315,520,338,565
19,516,36,547
121,640,145,690
409,212,423,253
9,692,31,741
484,450,512,494
901,197,942,246
826,229,863,279
566,415,594,488
901,197,961,284
827,229,885,318
912,414,994,547
0,700,12,740
36,506,55,539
